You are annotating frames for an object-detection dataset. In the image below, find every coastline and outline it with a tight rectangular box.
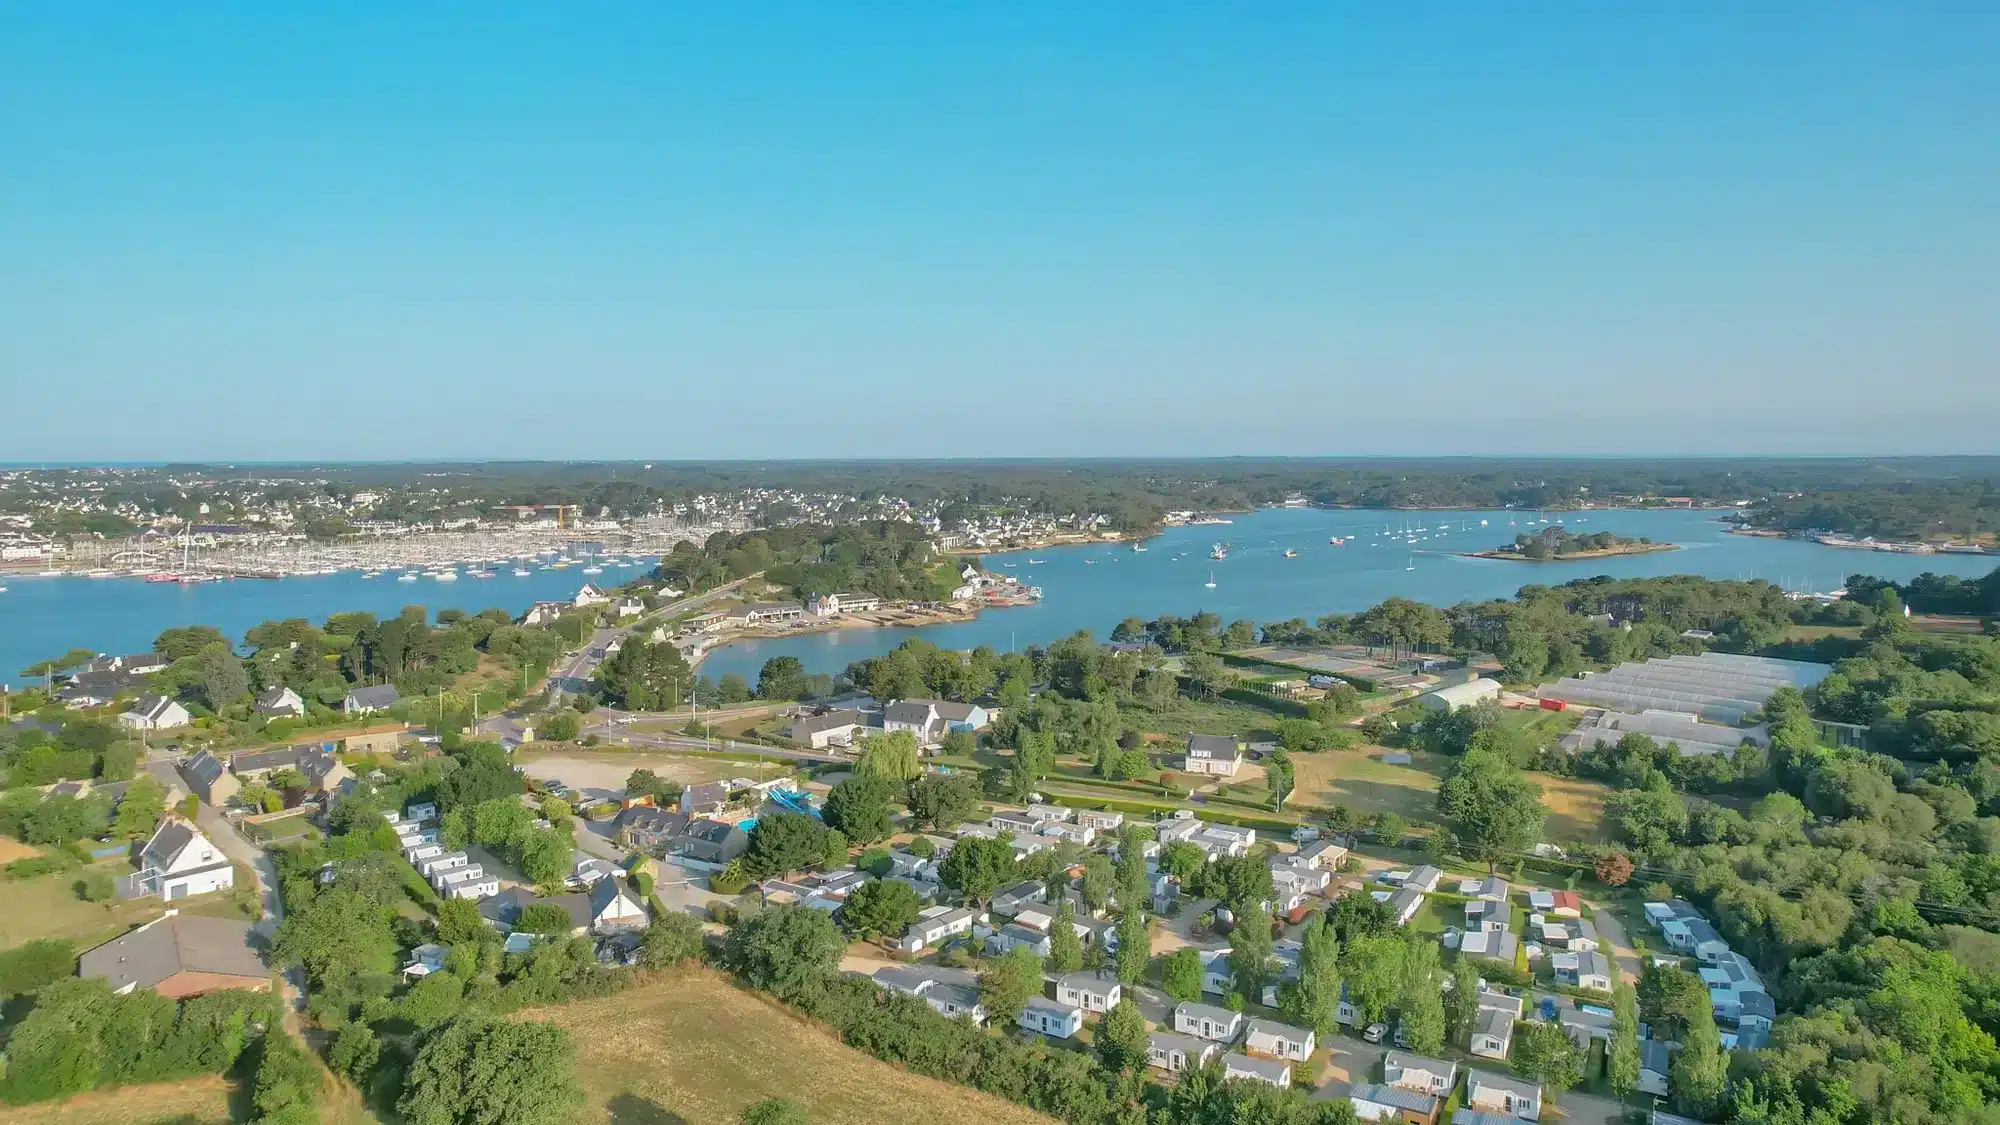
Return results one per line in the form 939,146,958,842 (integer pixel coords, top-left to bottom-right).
691,593,1039,668
1462,543,1681,562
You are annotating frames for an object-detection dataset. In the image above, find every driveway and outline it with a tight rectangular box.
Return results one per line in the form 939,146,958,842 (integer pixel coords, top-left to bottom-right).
1309,1036,1386,1101
1590,901,1644,985
186,796,283,937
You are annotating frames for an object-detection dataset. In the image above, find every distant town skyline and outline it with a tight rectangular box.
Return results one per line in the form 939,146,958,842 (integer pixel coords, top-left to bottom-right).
3,5,1995,459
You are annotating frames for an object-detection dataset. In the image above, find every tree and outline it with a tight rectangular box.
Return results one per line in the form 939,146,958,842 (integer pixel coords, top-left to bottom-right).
1511,1020,1583,1103
540,711,580,742
516,904,576,936
435,898,490,947
111,777,164,840
1435,746,1547,872
1162,947,1205,1003
839,879,921,940
723,906,846,1000
742,812,832,879
1265,750,1296,810
978,945,1043,1024
329,1022,381,1085
1079,855,1116,913
1116,906,1151,986
939,835,1016,905
398,1016,583,1125
1443,958,1480,1047
1395,935,1445,1053
196,649,250,710
1595,850,1635,887
1671,1000,1729,1119
1284,913,1342,1038
1096,998,1151,1072
757,657,810,701
742,1098,808,1125
1047,903,1084,973
855,731,922,784
1341,933,1405,1027
1229,905,1274,999
640,913,705,969
1158,841,1207,882
822,776,897,846
906,774,979,831
1608,977,1641,1096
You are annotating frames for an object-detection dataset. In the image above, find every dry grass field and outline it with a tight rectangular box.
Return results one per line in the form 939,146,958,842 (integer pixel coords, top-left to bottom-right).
525,970,1058,1125
1280,745,1612,843
0,1077,232,1125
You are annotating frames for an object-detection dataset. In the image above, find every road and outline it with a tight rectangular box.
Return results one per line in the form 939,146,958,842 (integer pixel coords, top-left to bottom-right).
483,574,762,742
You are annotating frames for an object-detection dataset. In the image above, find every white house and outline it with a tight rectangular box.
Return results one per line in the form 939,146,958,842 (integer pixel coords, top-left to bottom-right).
1465,1069,1542,1121
897,905,976,953
1470,1007,1516,1059
342,684,400,714
134,820,235,901
1243,1019,1315,1062
991,880,1047,916
1055,972,1121,1013
1638,1040,1674,1096
1200,947,1235,995
120,694,191,732
420,852,469,877
1384,1051,1458,1096
1222,1052,1290,1088
1348,1083,1440,1123
1405,865,1444,892
1389,886,1426,926
985,924,1051,958
1173,1001,1243,1043
1553,950,1614,993
588,877,649,933
1077,809,1126,831
610,595,646,618
573,583,610,607
1018,997,1084,1039
1183,733,1243,777
1148,1031,1220,1073
253,686,306,718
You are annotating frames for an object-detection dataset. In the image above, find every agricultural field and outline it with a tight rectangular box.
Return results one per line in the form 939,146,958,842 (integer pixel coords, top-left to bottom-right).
1283,747,1452,824
526,971,1058,1125
513,751,763,799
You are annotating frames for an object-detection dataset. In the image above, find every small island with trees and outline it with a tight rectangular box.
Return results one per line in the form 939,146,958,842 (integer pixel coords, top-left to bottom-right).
1467,525,1679,561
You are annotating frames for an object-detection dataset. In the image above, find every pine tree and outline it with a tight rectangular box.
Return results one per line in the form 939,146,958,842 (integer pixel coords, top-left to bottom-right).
1672,1001,1729,1118
1115,905,1151,986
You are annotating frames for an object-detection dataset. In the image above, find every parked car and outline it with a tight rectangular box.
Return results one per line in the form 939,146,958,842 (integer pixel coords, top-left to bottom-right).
1363,1023,1389,1044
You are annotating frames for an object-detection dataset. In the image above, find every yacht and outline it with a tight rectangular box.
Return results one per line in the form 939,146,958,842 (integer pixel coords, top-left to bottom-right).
468,568,495,579
396,572,419,583
1284,549,1298,558
512,567,532,577
433,570,458,582
1210,543,1228,560
1132,544,1147,552
1204,571,1217,588
362,570,381,578
581,565,604,575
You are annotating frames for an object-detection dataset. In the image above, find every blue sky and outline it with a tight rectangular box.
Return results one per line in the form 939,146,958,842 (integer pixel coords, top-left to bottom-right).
2,4,1994,459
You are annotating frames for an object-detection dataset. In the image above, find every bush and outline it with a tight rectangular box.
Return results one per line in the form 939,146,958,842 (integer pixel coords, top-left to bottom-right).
247,1031,320,1125
709,862,752,895
5,853,78,880
0,939,77,997
74,872,114,902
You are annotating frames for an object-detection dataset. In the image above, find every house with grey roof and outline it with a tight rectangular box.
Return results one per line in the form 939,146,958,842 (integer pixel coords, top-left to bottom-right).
79,912,267,998
680,781,730,816
1470,1006,1516,1059
1384,1050,1458,1097
1464,1069,1542,1121
1148,1031,1220,1073
1183,733,1243,777
883,700,943,744
342,684,400,714
180,750,240,806
1173,1001,1244,1043
1244,1018,1315,1062
1222,1052,1290,1088
253,686,306,718
120,694,191,732
1055,971,1121,1013
1639,1040,1674,1096
130,820,234,901
1348,1082,1439,1122
1019,996,1084,1039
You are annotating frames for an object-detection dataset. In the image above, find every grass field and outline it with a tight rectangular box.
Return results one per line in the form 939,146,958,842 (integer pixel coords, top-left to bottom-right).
1284,748,1451,823
0,1077,233,1125
1536,774,1613,843
526,970,1058,1125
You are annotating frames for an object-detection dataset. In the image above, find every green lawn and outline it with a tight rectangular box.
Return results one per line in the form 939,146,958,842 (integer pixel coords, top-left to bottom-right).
0,858,262,954
1285,747,1449,823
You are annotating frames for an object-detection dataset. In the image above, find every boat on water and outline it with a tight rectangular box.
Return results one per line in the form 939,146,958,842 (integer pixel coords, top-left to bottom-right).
1027,558,1047,564
468,568,495,578
1328,536,1346,545
1002,562,1016,568
397,572,419,583
362,571,381,578
1210,543,1228,560
1205,570,1217,588
1284,548,1298,558
433,570,458,581
513,567,532,576
1132,544,1147,552
581,565,604,574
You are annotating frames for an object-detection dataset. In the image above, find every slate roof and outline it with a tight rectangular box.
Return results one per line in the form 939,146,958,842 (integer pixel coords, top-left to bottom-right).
1349,1083,1439,1114
1186,733,1240,757
78,914,265,991
347,684,400,709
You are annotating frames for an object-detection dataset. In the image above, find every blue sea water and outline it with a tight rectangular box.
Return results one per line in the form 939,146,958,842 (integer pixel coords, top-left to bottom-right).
692,508,1999,682
1,510,1992,691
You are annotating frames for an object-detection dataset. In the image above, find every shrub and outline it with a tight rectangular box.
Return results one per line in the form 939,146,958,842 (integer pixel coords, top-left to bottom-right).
74,872,114,902
708,862,752,895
